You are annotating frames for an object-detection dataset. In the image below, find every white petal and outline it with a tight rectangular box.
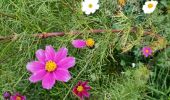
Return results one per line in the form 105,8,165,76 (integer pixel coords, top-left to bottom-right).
145,1,158,8
84,0,99,4
94,4,99,10
85,10,91,15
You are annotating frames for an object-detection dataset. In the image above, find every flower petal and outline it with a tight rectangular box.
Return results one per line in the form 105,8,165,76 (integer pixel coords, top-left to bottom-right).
42,73,55,89
54,47,68,63
53,69,71,82
57,57,75,69
82,91,90,98
29,70,46,83
36,49,45,62
26,61,44,73
85,86,91,90
72,40,86,48
77,92,83,99
10,96,16,100
45,45,56,60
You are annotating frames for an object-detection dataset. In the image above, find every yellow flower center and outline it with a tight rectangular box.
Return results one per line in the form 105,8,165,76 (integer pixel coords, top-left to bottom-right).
45,60,57,72
88,4,93,8
16,96,21,100
145,49,149,53
77,86,84,92
86,38,95,47
148,3,153,8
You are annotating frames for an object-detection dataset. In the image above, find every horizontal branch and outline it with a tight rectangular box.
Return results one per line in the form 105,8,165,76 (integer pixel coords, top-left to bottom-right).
0,28,160,41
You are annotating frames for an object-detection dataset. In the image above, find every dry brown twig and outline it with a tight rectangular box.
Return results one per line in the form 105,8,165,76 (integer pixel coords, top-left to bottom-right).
0,28,161,41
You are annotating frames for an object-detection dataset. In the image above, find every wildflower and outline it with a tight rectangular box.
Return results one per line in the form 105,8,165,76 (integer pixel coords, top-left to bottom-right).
72,38,95,49
27,45,75,89
142,1,158,14
10,93,26,100
73,81,91,100
142,46,152,57
3,91,11,99
81,0,99,15
132,63,136,68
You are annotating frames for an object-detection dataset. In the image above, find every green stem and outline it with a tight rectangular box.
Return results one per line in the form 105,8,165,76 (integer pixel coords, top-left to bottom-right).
62,82,80,100
0,12,17,19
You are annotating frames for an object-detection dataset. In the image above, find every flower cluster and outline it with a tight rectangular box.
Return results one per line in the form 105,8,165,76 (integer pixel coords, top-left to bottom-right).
81,0,158,15
26,45,91,99
3,92,26,100
5,0,159,100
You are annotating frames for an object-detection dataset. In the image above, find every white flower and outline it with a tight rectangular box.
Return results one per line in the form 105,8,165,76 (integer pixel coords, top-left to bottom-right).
142,1,158,14
81,0,99,15
132,63,136,68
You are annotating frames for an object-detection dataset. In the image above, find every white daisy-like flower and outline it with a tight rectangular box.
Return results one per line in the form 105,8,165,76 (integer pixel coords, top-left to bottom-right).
132,63,136,68
142,1,158,14
81,0,99,15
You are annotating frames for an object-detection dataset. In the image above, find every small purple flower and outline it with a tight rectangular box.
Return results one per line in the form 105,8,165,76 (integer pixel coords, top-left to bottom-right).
3,91,11,99
142,46,152,57
10,93,26,100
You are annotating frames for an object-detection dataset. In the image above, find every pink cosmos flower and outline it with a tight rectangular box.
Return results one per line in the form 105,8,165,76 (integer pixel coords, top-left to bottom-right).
27,45,75,89
72,38,95,48
142,46,152,57
73,81,91,100
10,93,26,100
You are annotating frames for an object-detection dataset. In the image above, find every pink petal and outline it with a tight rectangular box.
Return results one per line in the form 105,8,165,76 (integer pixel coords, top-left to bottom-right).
72,40,86,48
57,57,75,69
42,73,55,89
82,91,90,97
45,45,56,60
84,86,91,90
54,47,68,63
53,69,71,82
82,81,88,86
36,49,45,62
77,81,83,86
10,96,16,100
77,92,84,99
29,70,46,83
26,61,44,73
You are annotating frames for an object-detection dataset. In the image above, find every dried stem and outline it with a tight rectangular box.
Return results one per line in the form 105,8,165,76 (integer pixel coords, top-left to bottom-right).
0,28,161,41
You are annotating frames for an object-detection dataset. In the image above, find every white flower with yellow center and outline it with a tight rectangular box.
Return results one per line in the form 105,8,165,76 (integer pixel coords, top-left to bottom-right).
81,0,99,15
142,1,158,14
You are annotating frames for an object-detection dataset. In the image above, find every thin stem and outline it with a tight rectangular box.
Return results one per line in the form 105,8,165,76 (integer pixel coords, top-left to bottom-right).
0,28,160,41
62,82,80,100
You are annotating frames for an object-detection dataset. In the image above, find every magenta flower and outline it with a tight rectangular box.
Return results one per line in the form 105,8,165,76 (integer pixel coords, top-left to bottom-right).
26,45,75,89
73,81,91,100
72,38,95,48
10,93,26,100
142,46,152,57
